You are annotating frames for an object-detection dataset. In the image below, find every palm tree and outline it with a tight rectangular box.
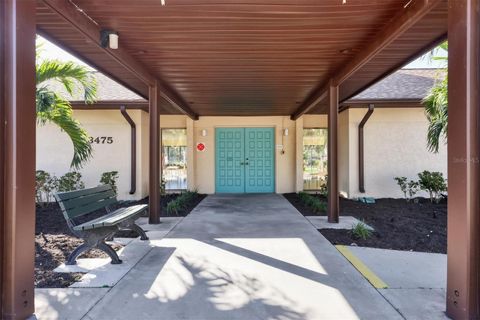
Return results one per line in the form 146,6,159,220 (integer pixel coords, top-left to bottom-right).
36,46,97,169
423,41,448,153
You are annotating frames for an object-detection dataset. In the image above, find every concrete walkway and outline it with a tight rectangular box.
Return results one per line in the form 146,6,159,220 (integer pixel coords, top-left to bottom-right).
73,194,403,320
347,246,448,320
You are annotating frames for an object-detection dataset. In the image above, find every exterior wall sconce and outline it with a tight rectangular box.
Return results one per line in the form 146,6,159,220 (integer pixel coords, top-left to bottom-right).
201,129,208,137
100,30,119,49
283,128,289,136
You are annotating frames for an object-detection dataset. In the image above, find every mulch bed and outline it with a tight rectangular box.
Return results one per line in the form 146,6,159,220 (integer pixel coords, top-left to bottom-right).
283,193,447,254
35,193,206,288
283,192,327,216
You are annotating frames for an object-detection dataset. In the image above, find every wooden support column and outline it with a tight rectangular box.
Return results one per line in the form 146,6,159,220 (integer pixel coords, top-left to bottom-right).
1,0,37,318
149,83,161,224
327,82,339,223
446,0,480,318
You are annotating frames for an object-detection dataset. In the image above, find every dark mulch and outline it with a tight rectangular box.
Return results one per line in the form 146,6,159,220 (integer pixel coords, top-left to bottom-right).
35,192,206,288
283,193,447,254
283,192,327,216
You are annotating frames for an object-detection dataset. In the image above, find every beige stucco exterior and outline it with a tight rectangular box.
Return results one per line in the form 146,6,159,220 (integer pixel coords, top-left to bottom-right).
36,107,446,200
338,108,447,199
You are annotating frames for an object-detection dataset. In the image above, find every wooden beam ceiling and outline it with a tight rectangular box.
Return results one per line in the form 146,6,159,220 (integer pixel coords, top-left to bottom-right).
291,0,444,120
40,0,198,120
36,0,447,117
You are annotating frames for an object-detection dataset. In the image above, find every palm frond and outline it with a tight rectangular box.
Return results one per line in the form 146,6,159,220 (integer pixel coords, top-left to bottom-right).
423,41,448,68
36,59,97,104
423,76,448,153
36,89,93,169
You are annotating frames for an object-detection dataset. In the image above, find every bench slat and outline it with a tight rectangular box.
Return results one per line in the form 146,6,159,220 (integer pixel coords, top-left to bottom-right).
73,204,147,231
66,197,118,218
62,189,116,211
55,185,112,201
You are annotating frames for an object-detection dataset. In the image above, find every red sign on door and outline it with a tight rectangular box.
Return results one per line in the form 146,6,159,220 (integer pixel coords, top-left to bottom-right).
196,142,206,152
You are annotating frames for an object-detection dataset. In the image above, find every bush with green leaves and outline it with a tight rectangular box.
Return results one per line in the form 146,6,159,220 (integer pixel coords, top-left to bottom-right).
319,175,328,196
166,199,183,216
394,177,420,202
35,170,59,204
417,170,447,203
166,190,198,216
350,221,372,240
407,180,420,201
57,172,85,192
298,191,327,214
394,177,408,199
100,171,119,194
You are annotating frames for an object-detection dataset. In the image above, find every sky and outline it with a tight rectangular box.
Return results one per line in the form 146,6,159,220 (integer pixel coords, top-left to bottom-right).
37,36,448,71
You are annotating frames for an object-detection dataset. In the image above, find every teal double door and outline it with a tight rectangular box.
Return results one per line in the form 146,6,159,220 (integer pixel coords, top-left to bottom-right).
215,128,275,193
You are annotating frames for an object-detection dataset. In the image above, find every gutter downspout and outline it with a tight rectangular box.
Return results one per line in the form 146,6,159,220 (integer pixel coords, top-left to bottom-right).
120,106,137,194
358,104,374,193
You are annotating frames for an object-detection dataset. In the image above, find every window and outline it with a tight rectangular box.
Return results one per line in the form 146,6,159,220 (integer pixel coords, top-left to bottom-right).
303,128,328,190
162,129,187,190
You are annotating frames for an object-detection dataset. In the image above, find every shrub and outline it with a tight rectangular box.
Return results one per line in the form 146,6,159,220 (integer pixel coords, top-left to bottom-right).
166,199,182,216
319,175,328,196
35,170,58,204
417,170,447,203
100,171,119,194
298,192,327,214
166,190,198,216
350,221,372,240
394,177,420,202
58,172,85,192
394,177,408,199
407,180,420,201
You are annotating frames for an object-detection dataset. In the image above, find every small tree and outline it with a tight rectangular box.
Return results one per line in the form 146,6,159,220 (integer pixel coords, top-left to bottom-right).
100,171,119,194
407,180,420,202
394,177,421,202
394,177,408,199
418,170,447,203
58,172,85,192
35,170,58,204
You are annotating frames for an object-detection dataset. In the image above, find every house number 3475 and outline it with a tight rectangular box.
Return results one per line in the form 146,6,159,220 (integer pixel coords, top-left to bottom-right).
89,136,114,144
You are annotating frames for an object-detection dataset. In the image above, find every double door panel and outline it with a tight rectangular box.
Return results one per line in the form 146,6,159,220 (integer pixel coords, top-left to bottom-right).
216,128,274,193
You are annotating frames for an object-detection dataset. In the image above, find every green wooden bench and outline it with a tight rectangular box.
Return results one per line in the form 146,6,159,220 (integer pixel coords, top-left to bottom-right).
54,185,149,265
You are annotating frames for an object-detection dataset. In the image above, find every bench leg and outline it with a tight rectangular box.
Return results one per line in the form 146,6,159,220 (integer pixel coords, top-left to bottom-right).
97,241,123,264
132,223,149,240
66,243,91,265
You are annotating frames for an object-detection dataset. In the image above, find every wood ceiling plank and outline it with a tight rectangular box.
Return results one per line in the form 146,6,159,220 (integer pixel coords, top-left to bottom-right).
36,0,446,117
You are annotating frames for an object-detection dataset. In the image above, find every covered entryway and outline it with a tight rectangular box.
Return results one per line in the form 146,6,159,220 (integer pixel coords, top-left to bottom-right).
215,128,275,193
2,0,480,319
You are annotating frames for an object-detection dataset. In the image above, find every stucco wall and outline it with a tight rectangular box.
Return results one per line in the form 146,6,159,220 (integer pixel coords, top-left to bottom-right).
191,116,297,194
338,110,350,198
340,108,448,199
36,108,446,200
36,109,149,201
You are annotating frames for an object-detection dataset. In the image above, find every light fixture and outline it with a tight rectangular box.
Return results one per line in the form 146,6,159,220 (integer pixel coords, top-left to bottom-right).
100,30,119,49
283,128,289,136
201,129,208,137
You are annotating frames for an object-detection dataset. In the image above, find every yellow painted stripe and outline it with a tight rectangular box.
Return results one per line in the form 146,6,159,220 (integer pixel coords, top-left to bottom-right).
335,245,388,289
